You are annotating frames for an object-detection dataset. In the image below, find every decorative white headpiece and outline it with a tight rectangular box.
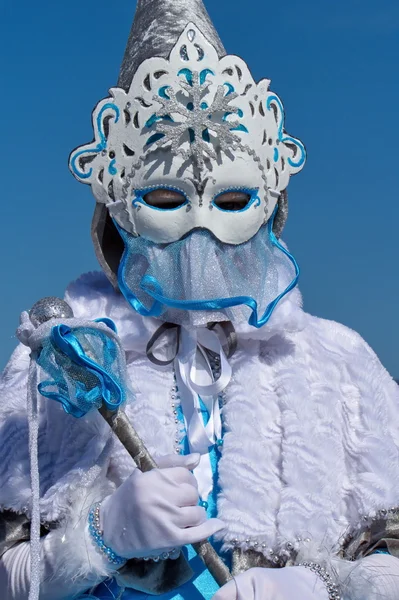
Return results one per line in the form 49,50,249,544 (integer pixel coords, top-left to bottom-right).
69,0,306,282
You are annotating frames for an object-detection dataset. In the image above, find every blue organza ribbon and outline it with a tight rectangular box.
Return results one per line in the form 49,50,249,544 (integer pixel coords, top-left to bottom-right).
116,207,299,328
37,319,125,418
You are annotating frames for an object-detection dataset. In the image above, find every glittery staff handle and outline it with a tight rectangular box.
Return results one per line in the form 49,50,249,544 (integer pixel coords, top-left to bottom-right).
29,298,232,588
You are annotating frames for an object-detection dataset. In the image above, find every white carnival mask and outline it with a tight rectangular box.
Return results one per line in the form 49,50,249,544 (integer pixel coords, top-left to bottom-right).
69,23,306,246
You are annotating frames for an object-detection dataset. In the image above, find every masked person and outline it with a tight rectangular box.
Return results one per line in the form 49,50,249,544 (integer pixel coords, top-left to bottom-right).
1,1,399,599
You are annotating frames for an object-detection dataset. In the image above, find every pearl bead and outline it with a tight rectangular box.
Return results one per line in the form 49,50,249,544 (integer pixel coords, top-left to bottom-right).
200,501,209,510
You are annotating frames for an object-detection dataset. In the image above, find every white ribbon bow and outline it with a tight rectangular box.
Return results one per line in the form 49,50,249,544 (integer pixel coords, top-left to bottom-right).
174,327,232,501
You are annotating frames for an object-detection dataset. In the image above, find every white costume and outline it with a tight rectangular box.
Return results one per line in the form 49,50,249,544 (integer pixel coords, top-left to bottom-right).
1,1,399,599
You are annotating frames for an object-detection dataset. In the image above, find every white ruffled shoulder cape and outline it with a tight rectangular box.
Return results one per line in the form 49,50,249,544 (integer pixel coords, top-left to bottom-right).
1,271,399,564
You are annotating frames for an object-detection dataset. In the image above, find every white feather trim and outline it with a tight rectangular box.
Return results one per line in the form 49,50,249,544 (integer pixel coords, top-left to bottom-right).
44,478,117,584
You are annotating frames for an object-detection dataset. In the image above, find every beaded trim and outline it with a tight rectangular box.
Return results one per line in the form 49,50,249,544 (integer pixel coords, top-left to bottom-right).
342,506,399,548
225,506,399,566
298,562,341,600
88,502,126,566
142,548,181,562
171,375,183,454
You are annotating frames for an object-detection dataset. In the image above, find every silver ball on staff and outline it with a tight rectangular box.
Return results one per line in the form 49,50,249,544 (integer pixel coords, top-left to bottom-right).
29,297,74,328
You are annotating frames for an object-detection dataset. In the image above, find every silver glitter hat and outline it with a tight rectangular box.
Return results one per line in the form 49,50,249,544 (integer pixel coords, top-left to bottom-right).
92,0,227,286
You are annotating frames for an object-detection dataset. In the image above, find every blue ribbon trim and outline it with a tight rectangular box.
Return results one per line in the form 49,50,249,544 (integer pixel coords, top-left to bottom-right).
266,95,306,169
116,208,299,329
38,323,125,417
70,103,120,179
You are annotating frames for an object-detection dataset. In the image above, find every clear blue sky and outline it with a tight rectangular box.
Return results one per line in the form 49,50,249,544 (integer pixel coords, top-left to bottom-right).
1,0,398,375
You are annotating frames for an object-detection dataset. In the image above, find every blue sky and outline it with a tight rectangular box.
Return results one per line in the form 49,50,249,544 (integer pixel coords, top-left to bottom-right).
1,0,399,374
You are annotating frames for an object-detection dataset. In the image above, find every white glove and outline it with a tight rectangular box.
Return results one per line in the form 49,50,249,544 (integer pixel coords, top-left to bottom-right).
101,452,225,559
212,566,329,600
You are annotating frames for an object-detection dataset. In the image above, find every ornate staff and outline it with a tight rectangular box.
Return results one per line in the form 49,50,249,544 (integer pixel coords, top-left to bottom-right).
23,297,232,590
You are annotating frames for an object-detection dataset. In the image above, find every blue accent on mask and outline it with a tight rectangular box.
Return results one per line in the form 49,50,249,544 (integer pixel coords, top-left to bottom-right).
223,83,235,96
266,95,306,168
36,320,125,418
159,86,171,99
146,132,166,146
200,69,215,85
229,123,249,133
223,108,248,134
70,103,120,179
178,68,194,86
177,68,214,87
108,159,117,175
115,207,300,329
145,113,174,128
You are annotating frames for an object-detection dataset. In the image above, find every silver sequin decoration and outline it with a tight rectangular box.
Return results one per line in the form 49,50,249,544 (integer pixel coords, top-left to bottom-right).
29,297,74,328
153,72,241,169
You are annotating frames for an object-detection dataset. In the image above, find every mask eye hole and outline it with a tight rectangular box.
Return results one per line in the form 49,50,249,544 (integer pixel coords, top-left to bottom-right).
142,188,187,210
213,191,252,212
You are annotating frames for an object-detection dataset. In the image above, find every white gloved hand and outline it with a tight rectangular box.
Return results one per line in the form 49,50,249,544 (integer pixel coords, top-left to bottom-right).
101,452,225,559
212,566,330,600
